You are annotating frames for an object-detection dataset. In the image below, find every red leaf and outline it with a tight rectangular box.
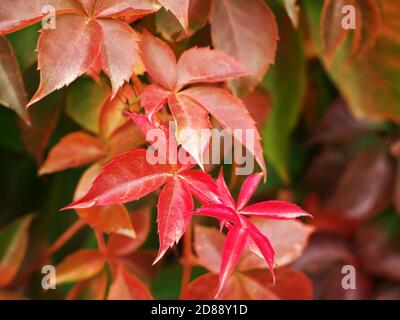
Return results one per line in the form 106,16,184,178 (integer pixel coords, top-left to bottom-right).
218,225,247,296
39,132,106,175
182,273,244,300
97,19,140,97
107,121,146,159
194,224,225,274
215,169,235,209
240,200,311,220
141,84,170,119
0,36,29,123
155,178,193,263
55,250,106,285
94,0,161,19
210,0,278,95
63,149,173,209
158,0,190,31
107,207,151,256
244,220,275,282
242,268,313,300
178,170,221,205
176,47,249,89
236,172,263,210
194,204,240,223
239,219,314,270
183,269,313,300
242,87,271,130
67,271,108,300
182,87,266,176
123,111,157,139
0,0,82,35
74,165,135,237
140,30,177,90
28,15,102,106
168,93,210,166
107,265,153,300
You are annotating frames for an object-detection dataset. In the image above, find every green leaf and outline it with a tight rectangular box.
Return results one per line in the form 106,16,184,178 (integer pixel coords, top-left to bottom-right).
66,77,110,134
262,10,306,182
6,23,40,72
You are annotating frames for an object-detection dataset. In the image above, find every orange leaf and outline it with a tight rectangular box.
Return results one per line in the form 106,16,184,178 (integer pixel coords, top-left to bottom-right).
55,250,106,285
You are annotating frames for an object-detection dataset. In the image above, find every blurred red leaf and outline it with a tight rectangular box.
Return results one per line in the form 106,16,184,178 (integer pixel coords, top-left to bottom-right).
210,0,278,96
325,147,395,221
239,219,314,271
39,132,106,175
67,271,108,300
55,250,106,285
107,265,153,300
182,268,312,300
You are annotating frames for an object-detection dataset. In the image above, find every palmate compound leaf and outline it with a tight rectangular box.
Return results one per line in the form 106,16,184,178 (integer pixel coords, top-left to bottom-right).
192,172,311,294
190,222,313,299
2,0,158,106
139,31,266,174
210,0,279,96
63,123,220,262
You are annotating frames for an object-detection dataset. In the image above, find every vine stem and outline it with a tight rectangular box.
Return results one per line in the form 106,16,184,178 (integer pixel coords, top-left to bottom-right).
180,222,193,298
45,219,85,256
